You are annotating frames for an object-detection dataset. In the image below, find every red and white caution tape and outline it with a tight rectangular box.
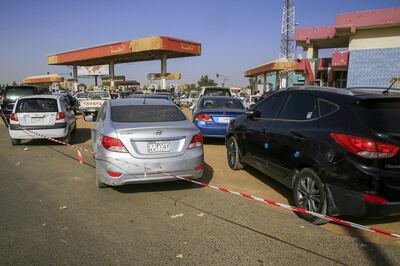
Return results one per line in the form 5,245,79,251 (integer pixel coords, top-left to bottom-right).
9,124,400,240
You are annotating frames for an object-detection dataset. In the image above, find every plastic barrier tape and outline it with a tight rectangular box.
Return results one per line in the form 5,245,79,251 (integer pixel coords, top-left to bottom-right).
6,121,400,240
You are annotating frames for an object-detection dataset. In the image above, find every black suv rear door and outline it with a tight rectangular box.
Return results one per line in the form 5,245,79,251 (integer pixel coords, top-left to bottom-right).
265,91,319,188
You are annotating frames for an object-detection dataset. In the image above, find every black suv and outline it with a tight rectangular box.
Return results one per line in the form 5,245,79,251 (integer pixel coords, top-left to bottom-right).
226,87,400,223
1,86,49,124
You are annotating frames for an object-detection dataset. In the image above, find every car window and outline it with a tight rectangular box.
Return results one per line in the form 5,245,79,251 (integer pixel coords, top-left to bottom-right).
255,94,287,119
5,87,35,101
201,98,244,109
203,88,231,96
111,105,186,123
319,99,339,117
16,98,58,113
352,98,400,133
279,94,318,120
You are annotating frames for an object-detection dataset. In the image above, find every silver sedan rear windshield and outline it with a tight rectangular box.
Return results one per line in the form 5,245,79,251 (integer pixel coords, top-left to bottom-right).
16,98,58,113
111,105,186,122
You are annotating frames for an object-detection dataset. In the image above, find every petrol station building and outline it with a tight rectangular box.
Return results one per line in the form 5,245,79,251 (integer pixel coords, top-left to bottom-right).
245,7,400,92
48,36,201,92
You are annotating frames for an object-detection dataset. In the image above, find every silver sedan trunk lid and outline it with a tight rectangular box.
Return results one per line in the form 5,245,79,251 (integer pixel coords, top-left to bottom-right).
114,120,198,159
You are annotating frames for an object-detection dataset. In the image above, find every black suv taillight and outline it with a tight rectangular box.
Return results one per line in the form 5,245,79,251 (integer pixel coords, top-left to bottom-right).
330,133,399,159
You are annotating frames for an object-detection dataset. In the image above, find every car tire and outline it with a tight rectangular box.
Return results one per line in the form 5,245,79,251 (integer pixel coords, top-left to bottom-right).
71,119,77,133
292,168,329,225
226,136,244,170
96,170,107,188
11,138,21,146
63,130,71,144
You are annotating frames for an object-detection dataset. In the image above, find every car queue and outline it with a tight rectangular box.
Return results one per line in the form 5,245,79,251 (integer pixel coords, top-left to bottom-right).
1,84,399,225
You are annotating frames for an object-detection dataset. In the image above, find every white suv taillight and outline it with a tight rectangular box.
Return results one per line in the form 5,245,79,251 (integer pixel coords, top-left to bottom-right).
188,133,203,149
101,135,128,153
56,112,65,120
10,113,18,122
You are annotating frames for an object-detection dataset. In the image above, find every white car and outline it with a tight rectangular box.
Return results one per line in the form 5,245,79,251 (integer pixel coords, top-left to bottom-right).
243,95,261,109
181,91,198,107
191,87,232,111
8,95,76,145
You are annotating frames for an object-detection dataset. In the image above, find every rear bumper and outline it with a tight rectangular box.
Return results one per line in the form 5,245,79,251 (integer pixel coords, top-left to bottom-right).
195,122,228,137
95,147,204,186
327,185,400,217
9,125,68,139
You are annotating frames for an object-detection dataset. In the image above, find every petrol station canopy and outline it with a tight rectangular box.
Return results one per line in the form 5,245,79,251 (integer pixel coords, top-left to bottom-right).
48,36,201,66
22,74,64,84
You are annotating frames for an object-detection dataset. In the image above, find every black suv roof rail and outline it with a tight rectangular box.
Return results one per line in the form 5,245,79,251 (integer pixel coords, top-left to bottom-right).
287,86,354,96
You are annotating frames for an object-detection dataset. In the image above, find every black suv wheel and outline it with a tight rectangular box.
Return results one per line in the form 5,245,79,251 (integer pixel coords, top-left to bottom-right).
293,168,328,224
227,136,244,170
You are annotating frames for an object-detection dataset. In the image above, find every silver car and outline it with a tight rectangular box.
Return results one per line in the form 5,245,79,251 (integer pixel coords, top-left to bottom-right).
91,98,204,188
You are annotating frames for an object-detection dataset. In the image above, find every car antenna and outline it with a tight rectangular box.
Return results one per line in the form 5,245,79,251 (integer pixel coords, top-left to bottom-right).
383,77,399,94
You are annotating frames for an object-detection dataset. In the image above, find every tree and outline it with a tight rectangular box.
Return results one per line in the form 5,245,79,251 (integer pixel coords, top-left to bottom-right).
12,81,17,86
197,75,217,87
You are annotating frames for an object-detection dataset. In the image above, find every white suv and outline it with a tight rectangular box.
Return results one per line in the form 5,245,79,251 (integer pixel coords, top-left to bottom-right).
191,86,232,111
8,95,76,145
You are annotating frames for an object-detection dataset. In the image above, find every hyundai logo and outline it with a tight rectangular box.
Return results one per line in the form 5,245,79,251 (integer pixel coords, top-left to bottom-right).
154,130,163,135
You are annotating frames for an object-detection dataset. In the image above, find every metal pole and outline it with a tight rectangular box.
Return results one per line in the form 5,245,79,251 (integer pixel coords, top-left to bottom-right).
109,61,115,91
73,65,78,93
263,73,267,94
160,54,167,91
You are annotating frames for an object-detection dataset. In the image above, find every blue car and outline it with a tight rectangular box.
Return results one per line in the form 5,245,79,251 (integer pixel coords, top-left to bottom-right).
193,96,245,138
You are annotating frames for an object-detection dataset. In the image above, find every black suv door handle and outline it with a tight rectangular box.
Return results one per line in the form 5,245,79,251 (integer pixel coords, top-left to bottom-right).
290,130,305,141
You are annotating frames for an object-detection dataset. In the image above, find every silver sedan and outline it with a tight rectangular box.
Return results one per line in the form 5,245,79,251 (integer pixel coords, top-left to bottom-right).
90,98,204,188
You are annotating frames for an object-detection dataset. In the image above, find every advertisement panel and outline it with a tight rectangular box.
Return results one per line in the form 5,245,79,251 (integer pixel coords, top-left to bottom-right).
78,65,109,76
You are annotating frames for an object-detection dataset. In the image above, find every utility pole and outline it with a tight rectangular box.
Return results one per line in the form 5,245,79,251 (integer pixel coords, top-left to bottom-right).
216,74,229,87
279,0,296,89
280,0,296,60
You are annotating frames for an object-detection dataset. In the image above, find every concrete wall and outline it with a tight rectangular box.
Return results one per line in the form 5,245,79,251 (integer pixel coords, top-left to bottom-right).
349,26,400,50
347,47,400,88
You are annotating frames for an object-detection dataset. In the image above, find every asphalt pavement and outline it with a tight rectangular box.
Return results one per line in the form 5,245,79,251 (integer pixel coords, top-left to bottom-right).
1,121,400,265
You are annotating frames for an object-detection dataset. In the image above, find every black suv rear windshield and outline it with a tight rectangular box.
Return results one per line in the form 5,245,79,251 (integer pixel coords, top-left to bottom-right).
16,98,58,113
354,99,400,132
111,105,186,123
5,87,35,101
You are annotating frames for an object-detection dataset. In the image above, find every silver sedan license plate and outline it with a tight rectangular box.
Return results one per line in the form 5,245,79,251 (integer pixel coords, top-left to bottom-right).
147,141,170,153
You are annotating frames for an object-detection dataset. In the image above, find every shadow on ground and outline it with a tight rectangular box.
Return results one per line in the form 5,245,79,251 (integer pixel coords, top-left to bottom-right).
113,163,214,194
203,137,225,145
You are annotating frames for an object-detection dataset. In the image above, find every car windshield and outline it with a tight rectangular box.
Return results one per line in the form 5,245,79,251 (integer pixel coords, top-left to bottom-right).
189,93,198,98
88,92,110,99
201,98,244,109
111,105,186,122
353,98,400,132
5,87,35,100
76,93,88,98
203,88,231,96
16,98,58,113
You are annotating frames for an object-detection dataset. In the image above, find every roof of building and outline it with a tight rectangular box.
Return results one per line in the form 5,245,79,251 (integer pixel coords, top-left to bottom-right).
295,7,400,49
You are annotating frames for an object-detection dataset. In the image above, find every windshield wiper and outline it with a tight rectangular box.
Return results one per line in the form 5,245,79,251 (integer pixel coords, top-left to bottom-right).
383,77,399,94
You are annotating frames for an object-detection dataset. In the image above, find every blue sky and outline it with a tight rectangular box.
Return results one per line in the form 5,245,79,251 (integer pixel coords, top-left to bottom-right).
0,0,399,87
